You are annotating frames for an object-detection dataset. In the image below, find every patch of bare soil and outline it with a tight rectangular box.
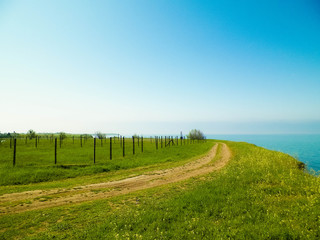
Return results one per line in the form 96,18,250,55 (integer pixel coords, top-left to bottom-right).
0,143,231,215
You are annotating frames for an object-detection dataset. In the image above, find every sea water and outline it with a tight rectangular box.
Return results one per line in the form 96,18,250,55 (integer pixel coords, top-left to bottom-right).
206,134,320,172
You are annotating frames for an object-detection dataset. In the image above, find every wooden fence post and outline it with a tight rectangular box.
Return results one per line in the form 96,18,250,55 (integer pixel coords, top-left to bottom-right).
110,137,112,160
94,138,96,164
133,136,135,155
35,137,38,148
80,135,82,148
123,137,125,157
161,136,163,148
141,136,143,152
55,138,57,164
13,138,16,166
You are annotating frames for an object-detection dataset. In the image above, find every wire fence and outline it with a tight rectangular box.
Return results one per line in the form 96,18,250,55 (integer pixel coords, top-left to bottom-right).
0,135,205,167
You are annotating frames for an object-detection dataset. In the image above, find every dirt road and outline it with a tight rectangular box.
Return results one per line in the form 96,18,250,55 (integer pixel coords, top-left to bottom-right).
0,143,231,215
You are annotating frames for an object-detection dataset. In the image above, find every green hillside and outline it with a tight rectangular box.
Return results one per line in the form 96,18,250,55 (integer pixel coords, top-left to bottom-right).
1,140,319,239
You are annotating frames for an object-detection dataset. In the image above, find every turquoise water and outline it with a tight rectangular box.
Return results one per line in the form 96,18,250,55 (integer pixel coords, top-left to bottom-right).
207,134,320,172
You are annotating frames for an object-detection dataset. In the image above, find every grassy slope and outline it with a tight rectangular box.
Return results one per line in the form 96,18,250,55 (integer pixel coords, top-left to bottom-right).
1,140,320,239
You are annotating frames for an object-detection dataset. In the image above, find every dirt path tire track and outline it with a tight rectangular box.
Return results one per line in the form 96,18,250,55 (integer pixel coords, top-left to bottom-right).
0,143,231,215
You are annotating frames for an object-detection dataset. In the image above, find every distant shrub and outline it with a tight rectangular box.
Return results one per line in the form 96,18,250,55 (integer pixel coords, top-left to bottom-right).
27,129,36,139
188,129,205,140
297,161,306,170
59,132,67,140
95,132,106,139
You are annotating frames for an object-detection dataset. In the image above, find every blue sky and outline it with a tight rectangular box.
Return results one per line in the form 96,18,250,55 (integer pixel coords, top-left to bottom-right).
1,0,320,135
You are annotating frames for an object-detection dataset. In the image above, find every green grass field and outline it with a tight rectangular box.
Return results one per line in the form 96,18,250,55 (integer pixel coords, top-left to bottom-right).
0,137,211,187
1,140,320,239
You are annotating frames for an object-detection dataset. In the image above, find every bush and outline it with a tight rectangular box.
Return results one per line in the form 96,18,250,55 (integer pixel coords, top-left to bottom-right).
187,129,205,140
59,132,67,140
27,129,36,139
95,132,106,139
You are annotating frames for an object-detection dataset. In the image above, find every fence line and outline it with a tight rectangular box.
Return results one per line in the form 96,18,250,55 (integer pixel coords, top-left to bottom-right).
0,135,206,167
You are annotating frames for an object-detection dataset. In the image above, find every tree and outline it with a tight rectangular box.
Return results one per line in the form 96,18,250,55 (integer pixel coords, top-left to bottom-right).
187,129,205,140
0,132,9,138
95,132,106,139
27,129,36,139
59,132,67,140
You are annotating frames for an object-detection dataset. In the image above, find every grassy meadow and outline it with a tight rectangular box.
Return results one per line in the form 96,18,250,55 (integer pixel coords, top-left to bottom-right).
1,139,320,239
0,136,211,188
